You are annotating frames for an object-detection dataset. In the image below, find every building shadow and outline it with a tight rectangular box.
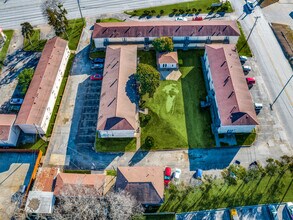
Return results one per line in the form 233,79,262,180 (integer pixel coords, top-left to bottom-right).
128,141,151,166
70,45,92,76
188,147,240,171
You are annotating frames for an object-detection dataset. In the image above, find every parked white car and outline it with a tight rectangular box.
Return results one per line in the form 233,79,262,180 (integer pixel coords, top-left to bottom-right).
243,65,252,72
174,168,181,181
175,17,187,21
239,56,248,62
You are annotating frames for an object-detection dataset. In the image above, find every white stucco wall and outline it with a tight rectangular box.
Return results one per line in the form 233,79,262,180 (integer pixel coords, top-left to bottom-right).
17,124,42,134
159,63,177,69
218,125,256,134
40,45,70,134
98,130,135,138
0,126,20,146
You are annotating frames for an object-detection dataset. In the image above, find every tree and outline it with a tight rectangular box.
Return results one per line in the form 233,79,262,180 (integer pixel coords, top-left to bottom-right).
135,63,160,98
51,189,143,220
21,22,34,45
152,37,174,52
265,158,280,176
42,0,69,37
18,68,34,95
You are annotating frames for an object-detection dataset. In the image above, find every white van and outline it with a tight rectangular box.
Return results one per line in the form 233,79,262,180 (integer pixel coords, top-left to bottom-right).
254,103,263,110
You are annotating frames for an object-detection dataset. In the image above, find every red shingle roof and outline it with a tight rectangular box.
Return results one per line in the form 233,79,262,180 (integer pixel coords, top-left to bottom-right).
0,114,16,141
116,167,164,205
15,37,68,127
93,21,240,39
157,52,178,64
54,173,106,196
97,45,138,131
33,167,59,192
205,44,258,126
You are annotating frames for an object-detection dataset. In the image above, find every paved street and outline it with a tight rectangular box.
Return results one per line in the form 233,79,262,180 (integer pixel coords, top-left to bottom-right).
177,204,292,220
230,0,293,145
0,0,192,29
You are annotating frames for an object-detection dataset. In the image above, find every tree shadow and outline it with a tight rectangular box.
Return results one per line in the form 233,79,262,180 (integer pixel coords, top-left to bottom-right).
0,50,40,86
125,74,139,105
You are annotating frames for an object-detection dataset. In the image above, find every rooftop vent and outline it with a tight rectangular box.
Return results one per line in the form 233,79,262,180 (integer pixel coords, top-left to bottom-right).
149,27,154,33
228,91,234,99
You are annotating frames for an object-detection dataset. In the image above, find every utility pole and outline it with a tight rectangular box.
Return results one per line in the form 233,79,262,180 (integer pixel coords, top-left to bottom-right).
77,0,85,26
239,16,261,53
270,74,293,110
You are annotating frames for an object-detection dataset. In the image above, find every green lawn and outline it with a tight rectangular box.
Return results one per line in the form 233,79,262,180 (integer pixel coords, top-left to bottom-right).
236,131,257,146
236,22,253,57
61,18,85,50
159,171,293,213
23,29,47,52
125,0,233,16
18,139,48,154
46,53,75,137
0,30,14,71
140,50,214,150
95,136,136,152
96,18,123,23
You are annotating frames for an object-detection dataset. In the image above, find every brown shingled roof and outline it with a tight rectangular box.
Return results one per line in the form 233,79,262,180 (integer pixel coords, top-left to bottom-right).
97,45,138,131
0,114,16,141
157,52,178,65
93,21,240,39
33,167,59,192
205,44,258,126
116,167,164,205
54,173,106,197
15,37,68,127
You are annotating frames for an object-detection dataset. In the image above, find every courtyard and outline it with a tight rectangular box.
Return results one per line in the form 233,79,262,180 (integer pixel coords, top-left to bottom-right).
139,50,214,150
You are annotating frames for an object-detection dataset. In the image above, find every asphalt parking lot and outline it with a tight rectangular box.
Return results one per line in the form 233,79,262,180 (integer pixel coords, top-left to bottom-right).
75,79,101,150
241,57,292,155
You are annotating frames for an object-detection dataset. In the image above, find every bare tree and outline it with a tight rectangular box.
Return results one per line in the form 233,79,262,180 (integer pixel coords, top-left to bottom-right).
51,185,143,220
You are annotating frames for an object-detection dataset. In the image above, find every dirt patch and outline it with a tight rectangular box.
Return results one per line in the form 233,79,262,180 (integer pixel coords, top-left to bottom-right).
271,23,293,66
259,0,279,8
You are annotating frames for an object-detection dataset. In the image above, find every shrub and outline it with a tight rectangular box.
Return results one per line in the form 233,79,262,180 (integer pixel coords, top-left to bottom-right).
160,10,164,14
144,136,154,148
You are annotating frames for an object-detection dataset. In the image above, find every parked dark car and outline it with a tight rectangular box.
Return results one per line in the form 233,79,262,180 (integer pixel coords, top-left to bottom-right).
92,58,105,63
91,63,104,69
